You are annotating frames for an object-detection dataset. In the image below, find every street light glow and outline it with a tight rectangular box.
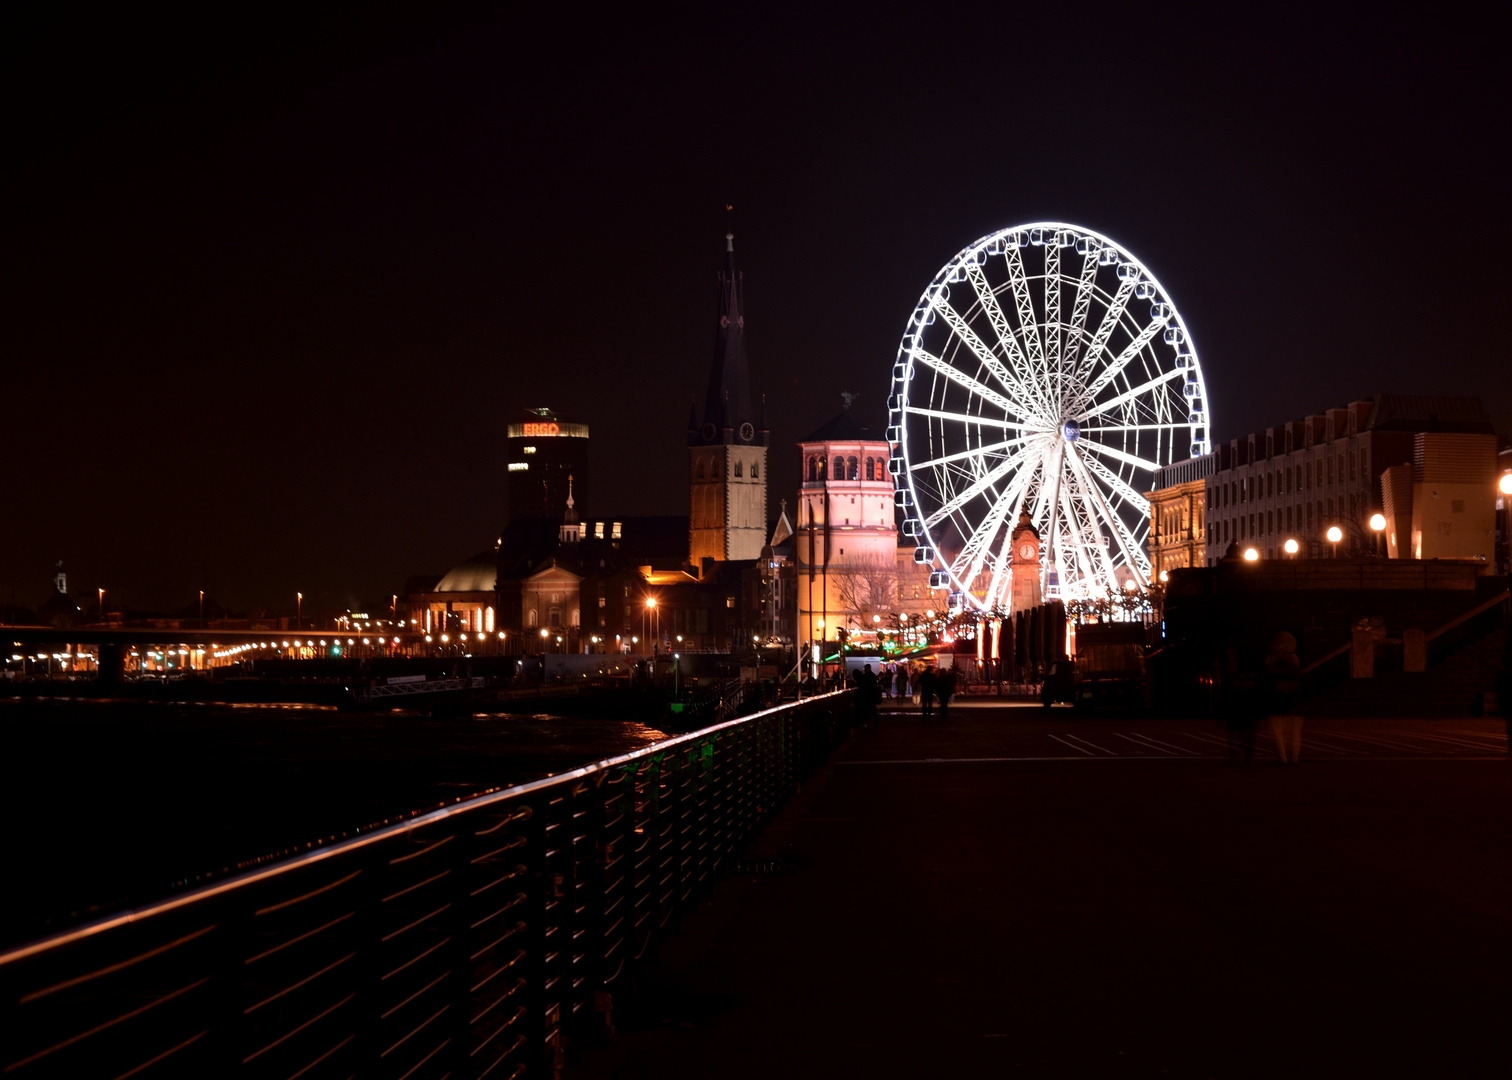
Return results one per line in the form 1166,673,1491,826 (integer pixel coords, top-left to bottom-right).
1284,538,1299,554
1369,513,1386,532
1326,526,1343,543
1243,547,1259,562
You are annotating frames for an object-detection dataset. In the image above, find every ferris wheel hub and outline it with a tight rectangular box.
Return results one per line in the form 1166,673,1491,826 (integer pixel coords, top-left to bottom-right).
1061,420,1080,442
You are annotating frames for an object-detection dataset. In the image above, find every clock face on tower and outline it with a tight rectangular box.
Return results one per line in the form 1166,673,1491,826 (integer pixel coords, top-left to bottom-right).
1018,542,1036,562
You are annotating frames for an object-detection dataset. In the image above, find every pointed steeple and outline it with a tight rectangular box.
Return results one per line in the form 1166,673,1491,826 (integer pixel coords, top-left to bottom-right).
692,217,765,447
560,475,582,544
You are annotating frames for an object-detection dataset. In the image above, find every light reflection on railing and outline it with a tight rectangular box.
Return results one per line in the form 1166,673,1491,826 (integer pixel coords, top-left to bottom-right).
0,692,851,1078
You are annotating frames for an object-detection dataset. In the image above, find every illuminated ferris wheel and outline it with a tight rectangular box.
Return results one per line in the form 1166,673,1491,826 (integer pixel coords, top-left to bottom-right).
888,223,1209,608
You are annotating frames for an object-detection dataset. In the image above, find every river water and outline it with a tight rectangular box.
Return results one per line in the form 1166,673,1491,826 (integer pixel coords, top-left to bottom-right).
0,697,674,948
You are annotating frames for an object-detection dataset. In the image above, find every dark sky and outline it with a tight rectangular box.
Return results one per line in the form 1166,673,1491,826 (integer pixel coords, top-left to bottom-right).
6,4,1507,616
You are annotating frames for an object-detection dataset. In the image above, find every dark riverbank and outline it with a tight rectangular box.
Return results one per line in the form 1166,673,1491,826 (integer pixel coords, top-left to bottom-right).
1,696,674,948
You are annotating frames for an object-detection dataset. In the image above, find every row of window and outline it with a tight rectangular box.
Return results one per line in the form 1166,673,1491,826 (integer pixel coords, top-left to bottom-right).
805,455,888,482
1211,448,1367,508
1210,494,1362,546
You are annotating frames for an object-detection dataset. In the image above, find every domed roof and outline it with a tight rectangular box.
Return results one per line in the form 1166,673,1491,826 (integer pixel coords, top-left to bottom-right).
435,549,498,593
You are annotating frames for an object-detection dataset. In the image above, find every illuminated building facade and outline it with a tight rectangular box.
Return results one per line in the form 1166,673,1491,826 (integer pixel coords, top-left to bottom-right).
1176,394,1495,563
795,403,937,653
1145,455,1212,583
505,408,590,522
688,231,769,567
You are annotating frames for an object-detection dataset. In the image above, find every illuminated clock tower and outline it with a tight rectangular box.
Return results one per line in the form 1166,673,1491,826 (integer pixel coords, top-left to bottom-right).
688,228,769,568
1008,510,1042,614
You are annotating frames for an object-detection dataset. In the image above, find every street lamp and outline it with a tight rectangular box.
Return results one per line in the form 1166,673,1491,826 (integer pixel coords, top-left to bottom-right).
1284,538,1299,558
1326,525,1343,559
199,589,205,629
296,592,303,630
1369,513,1386,557
1243,547,1259,562
98,587,104,623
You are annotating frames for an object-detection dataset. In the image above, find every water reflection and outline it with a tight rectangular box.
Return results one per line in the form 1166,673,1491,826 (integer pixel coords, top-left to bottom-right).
0,698,675,946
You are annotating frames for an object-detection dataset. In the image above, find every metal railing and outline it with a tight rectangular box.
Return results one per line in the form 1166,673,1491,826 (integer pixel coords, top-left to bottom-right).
0,692,852,1079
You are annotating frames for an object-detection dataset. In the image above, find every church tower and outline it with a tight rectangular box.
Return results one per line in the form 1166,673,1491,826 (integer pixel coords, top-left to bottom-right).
688,228,769,567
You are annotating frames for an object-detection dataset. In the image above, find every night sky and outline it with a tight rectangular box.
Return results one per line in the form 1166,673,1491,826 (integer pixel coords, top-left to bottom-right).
6,4,1507,617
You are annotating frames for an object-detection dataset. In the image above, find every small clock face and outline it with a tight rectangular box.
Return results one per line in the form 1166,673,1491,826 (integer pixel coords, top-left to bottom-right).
1018,543,1036,561
700,422,716,441
738,422,755,442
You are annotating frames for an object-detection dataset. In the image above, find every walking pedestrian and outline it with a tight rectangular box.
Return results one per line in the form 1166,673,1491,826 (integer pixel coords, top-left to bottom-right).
919,666,937,722
1263,631,1304,764
936,666,957,721
852,663,879,729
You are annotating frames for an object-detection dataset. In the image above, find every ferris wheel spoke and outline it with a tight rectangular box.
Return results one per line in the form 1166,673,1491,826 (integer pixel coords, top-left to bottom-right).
980,476,1034,610
926,298,1048,418
1062,468,1120,589
1054,473,1104,590
1045,237,1062,394
1079,422,1182,434
1075,315,1170,405
922,445,1027,529
1079,451,1152,515
962,263,1047,411
1076,439,1161,474
1067,447,1148,577
908,436,1024,473
902,405,1031,432
958,460,1034,590
1074,366,1185,424
1004,243,1045,369
909,345,1023,419
1062,243,1100,361
1073,273,1138,390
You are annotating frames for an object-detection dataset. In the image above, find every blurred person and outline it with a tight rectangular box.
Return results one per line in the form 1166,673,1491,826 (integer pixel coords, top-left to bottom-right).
1263,632,1304,764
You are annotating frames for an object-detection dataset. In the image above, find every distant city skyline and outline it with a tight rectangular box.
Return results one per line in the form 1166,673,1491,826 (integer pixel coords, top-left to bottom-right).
6,6,1506,612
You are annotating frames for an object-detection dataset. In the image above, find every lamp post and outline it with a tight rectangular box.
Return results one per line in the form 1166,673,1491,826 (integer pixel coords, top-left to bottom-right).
199,589,205,629
1326,526,1342,559
296,592,303,630
1499,473,1512,574
1243,547,1259,562
1369,513,1386,558
1284,538,1299,559
98,587,105,624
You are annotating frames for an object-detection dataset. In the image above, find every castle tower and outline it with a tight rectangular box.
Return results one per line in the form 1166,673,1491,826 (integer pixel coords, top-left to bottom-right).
794,396,937,655
688,228,769,567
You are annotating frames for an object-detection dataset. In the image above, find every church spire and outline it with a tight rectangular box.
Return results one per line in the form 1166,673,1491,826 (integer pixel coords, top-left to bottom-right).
692,214,765,447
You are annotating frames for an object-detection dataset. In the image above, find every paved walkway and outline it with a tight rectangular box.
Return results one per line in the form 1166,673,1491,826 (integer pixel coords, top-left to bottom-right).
567,706,1511,1078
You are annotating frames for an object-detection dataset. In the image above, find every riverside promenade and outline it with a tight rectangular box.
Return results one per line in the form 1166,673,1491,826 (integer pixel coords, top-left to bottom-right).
567,700,1511,1079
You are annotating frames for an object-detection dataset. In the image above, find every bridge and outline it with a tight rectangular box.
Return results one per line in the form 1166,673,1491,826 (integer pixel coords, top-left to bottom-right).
1,695,1508,1077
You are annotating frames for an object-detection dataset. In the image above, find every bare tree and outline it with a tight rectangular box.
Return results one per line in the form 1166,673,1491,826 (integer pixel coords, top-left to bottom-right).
827,554,900,618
